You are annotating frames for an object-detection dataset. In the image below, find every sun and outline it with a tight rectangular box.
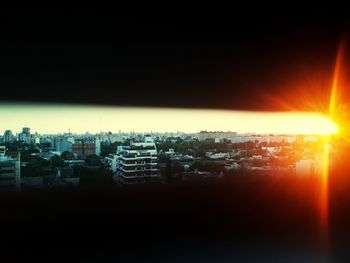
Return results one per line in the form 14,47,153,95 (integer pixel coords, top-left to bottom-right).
319,117,339,135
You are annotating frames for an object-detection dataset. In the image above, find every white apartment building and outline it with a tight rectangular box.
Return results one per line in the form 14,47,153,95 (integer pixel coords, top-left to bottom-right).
105,154,119,173
116,136,160,185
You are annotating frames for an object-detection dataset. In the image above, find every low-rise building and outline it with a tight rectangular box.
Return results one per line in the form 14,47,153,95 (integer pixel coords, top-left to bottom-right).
206,152,229,159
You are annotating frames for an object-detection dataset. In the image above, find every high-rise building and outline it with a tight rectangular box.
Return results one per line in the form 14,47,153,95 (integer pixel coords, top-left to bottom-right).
116,136,160,185
18,127,31,143
22,127,30,134
3,130,14,143
54,136,73,154
95,138,101,156
72,137,99,156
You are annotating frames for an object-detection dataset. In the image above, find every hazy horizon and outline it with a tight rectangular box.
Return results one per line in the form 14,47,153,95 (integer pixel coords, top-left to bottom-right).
0,103,337,135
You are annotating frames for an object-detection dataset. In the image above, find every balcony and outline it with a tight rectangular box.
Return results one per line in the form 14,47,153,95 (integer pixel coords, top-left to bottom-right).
120,156,157,161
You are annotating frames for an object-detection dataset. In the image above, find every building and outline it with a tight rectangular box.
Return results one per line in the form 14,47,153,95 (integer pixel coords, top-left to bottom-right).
64,160,86,167
36,151,60,161
206,152,229,159
95,138,101,156
40,136,53,145
197,131,237,142
231,135,296,144
34,137,40,144
55,166,74,178
296,158,322,176
164,148,175,157
3,130,14,143
54,136,73,154
18,127,31,143
0,146,21,191
22,127,30,135
72,138,100,156
296,135,305,144
116,136,160,185
105,154,119,173
99,132,125,143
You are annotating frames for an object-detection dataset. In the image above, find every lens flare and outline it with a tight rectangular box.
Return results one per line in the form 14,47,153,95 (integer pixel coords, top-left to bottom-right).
320,137,331,250
263,40,347,253
319,41,347,251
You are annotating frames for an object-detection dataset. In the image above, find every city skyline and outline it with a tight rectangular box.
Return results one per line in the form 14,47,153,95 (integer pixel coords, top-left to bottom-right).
0,103,337,135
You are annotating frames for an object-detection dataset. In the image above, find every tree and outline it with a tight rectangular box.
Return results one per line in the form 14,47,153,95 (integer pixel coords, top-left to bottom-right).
61,151,74,160
100,142,121,157
51,155,65,167
189,160,224,173
122,139,131,146
41,142,52,148
86,154,102,166
21,156,49,177
165,157,172,184
157,152,168,162
73,165,89,177
171,161,184,175
79,167,114,189
22,159,42,177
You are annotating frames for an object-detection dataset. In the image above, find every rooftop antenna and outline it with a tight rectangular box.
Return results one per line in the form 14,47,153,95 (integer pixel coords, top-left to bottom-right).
99,116,102,133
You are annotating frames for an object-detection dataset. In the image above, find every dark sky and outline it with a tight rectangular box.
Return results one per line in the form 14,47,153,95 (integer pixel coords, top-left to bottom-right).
0,8,348,110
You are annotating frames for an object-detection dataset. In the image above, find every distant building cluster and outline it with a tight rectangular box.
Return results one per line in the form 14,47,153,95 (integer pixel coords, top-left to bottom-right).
0,127,328,191
197,131,237,142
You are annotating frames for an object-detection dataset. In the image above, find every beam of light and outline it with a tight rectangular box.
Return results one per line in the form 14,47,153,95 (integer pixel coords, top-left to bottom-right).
261,40,345,254
327,41,350,140
319,41,346,252
0,103,338,135
329,43,344,116
320,137,330,250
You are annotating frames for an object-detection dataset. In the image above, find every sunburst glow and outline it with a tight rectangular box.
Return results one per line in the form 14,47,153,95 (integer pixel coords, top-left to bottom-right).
319,41,347,251
263,40,348,252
